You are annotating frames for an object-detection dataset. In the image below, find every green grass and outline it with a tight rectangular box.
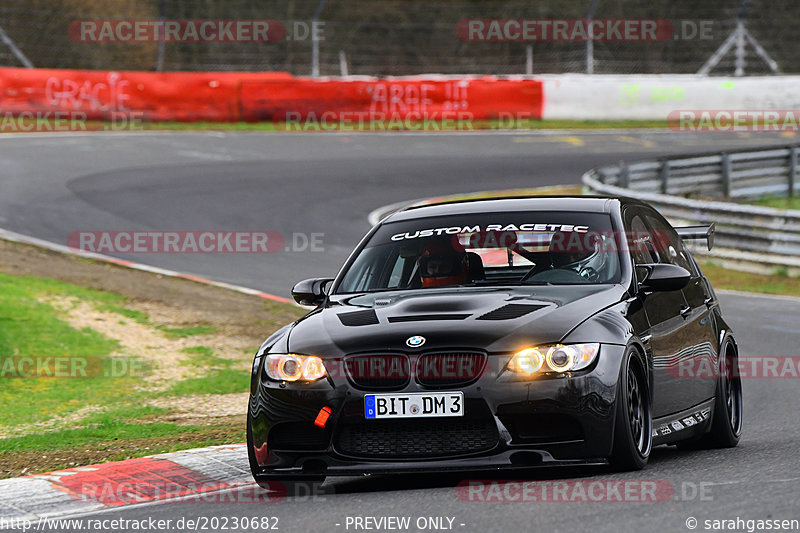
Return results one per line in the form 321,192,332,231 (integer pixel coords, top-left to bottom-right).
0,272,225,434
162,368,248,396
70,118,671,133
699,261,800,297
180,346,239,376
0,269,265,476
178,346,243,397
181,345,215,357
0,270,254,476
157,325,215,338
0,273,136,427
750,195,800,210
97,303,149,324
479,119,669,130
0,420,197,452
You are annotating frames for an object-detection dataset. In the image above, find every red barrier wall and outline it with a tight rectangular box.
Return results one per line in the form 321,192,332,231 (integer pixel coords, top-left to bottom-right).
0,67,542,123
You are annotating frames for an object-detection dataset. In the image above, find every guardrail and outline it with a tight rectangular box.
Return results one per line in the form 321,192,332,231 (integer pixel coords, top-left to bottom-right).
582,145,800,273
595,146,799,200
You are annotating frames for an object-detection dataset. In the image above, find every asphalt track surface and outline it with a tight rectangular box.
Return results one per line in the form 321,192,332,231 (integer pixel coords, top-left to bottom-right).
2,131,800,532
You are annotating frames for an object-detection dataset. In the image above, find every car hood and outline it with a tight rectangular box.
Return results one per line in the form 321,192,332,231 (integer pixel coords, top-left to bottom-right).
287,285,626,355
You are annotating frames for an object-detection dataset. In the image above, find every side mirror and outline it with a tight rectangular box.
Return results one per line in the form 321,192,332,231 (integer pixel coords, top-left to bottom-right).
637,264,690,292
291,278,334,306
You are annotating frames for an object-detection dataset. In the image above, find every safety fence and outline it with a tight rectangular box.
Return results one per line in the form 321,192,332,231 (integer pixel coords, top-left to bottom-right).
0,0,797,77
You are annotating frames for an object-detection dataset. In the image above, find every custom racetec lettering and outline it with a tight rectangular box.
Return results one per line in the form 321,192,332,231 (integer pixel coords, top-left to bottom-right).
391,225,480,241
390,223,589,241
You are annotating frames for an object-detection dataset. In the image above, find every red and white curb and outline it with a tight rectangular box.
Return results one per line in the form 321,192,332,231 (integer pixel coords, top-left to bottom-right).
0,444,274,520
0,228,291,303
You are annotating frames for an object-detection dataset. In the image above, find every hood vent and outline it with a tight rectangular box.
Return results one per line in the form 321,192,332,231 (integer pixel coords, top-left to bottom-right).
477,304,547,321
338,309,379,326
387,314,470,323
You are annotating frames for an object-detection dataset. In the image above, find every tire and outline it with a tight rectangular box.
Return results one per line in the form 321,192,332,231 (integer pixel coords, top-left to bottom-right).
707,342,743,447
681,342,742,449
610,347,652,471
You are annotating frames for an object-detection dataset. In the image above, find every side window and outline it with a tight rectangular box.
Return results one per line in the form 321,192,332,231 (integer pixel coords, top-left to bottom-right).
624,209,658,266
643,212,697,275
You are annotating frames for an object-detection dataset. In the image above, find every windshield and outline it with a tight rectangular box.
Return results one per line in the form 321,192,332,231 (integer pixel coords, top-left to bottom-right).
336,211,621,293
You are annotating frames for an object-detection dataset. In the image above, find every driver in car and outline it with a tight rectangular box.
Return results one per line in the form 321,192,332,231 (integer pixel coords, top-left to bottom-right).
548,231,609,281
418,238,469,288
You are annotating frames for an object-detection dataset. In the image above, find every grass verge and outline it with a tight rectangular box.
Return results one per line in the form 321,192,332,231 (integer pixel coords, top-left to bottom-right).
699,261,800,297
66,119,670,133
750,195,800,211
0,239,305,478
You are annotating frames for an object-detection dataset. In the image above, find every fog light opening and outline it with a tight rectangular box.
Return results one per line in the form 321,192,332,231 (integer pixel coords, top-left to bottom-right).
301,459,328,475
509,451,544,466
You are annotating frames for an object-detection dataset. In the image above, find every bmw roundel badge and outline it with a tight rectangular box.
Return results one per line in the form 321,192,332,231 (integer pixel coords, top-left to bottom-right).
406,335,426,348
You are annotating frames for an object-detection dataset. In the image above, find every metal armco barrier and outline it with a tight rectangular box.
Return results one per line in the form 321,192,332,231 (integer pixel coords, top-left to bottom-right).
582,146,800,271
597,146,799,200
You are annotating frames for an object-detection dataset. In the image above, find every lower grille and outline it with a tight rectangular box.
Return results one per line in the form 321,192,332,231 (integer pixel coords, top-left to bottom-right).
269,422,330,450
335,419,499,458
499,413,583,444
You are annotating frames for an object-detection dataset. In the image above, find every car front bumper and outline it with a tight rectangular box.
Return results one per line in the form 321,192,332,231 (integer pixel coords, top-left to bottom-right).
247,344,626,478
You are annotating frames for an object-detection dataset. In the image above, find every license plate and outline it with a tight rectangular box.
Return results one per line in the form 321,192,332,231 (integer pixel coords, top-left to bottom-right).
364,392,464,419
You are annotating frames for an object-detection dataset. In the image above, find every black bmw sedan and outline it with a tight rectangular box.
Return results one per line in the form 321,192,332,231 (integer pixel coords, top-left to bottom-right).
247,196,742,484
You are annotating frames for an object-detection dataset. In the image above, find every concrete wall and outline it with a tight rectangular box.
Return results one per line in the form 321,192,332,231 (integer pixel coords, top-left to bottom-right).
540,75,800,120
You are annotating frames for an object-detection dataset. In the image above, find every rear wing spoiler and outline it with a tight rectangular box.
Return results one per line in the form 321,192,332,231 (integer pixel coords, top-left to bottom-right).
675,223,715,251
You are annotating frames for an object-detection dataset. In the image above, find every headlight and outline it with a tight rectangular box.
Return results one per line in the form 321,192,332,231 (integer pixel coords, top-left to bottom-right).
508,343,600,375
264,354,327,382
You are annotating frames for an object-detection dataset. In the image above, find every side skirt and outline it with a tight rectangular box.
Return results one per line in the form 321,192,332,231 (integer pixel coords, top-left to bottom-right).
652,398,715,446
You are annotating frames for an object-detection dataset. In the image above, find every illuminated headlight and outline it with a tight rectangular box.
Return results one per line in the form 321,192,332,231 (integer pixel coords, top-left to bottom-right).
264,354,327,382
510,348,545,374
509,343,600,375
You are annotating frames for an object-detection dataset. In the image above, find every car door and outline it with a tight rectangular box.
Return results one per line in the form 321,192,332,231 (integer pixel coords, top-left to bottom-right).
643,209,718,409
624,206,694,418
